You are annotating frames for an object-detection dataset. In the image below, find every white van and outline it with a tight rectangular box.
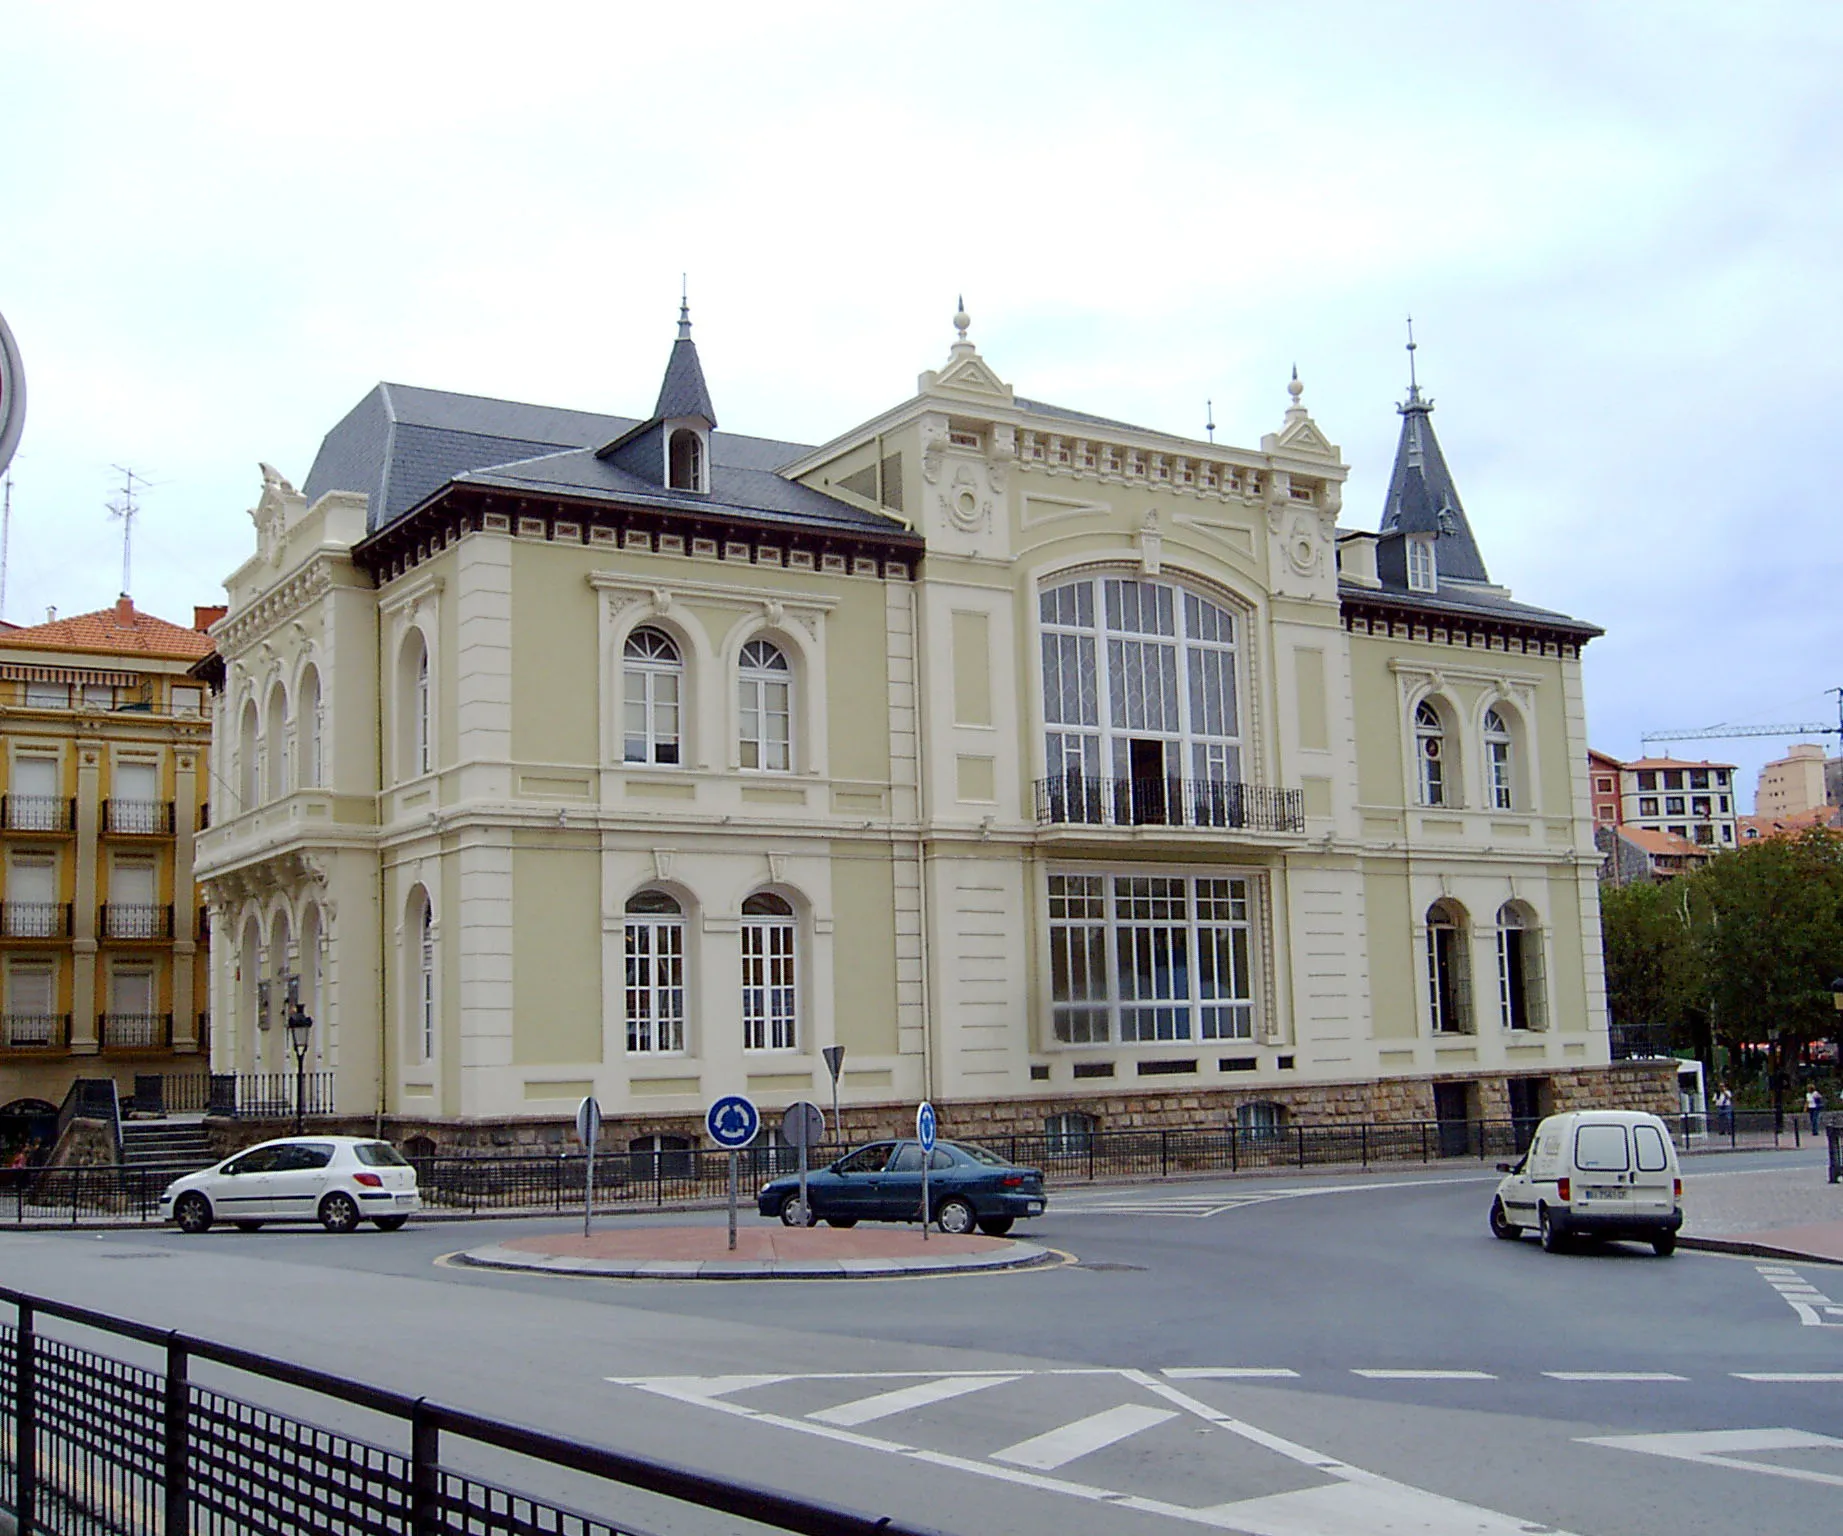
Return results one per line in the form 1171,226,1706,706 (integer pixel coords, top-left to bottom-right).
1489,1110,1683,1256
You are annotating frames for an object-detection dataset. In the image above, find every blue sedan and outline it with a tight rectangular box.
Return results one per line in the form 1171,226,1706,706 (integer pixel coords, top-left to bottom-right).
757,1139,1047,1236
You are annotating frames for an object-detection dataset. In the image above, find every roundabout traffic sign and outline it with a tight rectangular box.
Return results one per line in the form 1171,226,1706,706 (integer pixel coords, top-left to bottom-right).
706,1094,760,1150
917,1100,937,1152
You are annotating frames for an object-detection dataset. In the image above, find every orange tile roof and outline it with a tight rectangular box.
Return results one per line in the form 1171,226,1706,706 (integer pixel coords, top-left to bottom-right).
1623,757,1737,771
1620,826,1710,858
0,596,215,662
1739,807,1843,840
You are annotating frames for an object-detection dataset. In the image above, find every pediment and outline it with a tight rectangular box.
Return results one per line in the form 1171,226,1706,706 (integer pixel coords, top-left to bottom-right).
1274,415,1337,458
932,353,1014,401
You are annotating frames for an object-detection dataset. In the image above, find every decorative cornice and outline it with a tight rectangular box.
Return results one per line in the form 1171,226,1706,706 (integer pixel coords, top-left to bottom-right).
216,562,336,660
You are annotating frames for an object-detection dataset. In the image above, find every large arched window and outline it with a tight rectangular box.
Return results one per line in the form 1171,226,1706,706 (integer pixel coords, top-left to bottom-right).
1484,707,1514,811
738,639,791,772
624,890,686,1054
1425,899,1472,1034
238,699,260,811
1415,701,1447,807
297,668,323,789
740,892,796,1051
668,429,705,492
623,628,682,765
1039,576,1242,827
1495,902,1546,1031
265,682,290,802
408,890,435,1064
397,630,431,781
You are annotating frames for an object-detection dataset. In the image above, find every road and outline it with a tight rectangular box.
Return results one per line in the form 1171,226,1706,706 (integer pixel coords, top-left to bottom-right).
3,1151,1838,1536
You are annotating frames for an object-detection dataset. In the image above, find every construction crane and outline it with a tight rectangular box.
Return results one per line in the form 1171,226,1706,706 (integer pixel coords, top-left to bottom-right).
1642,687,1843,748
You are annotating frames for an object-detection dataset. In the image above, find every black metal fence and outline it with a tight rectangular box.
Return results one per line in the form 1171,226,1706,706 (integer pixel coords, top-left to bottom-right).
0,1286,944,1536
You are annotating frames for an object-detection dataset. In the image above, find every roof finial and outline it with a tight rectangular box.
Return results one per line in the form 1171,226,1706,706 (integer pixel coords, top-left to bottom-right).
1405,314,1419,399
953,295,970,342
678,275,692,340
1288,364,1304,404
1205,399,1215,443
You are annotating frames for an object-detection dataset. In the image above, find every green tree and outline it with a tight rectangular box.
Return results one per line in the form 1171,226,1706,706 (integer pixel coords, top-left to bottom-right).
1599,878,1700,1028
1688,828,1843,1074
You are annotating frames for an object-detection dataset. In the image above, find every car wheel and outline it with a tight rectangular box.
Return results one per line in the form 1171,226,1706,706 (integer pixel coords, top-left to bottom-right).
234,1221,264,1233
779,1193,817,1227
935,1197,977,1236
175,1192,213,1235
824,1217,858,1229
1538,1205,1566,1253
319,1192,361,1234
373,1215,409,1232
1652,1231,1677,1257
976,1216,1015,1237
1489,1198,1521,1241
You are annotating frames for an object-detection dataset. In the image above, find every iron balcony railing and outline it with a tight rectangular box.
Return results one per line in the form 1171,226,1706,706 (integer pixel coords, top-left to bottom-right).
99,902,174,940
1609,1022,1678,1060
102,797,175,835
99,1012,172,1050
208,1070,336,1119
0,1013,67,1051
1034,773,1306,832
0,902,72,939
1,795,74,833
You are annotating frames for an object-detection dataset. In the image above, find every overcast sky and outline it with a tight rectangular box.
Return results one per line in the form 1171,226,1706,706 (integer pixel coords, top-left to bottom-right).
2,2,1838,808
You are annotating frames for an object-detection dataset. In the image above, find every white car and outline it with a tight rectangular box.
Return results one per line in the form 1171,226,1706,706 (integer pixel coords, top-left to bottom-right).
1490,1110,1682,1256
160,1135,421,1234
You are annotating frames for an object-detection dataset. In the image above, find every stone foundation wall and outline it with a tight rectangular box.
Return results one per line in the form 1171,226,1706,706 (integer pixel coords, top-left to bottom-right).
203,1060,1680,1156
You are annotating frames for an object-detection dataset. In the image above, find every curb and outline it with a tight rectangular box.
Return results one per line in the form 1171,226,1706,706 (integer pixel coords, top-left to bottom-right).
1678,1234,1843,1267
452,1238,1056,1280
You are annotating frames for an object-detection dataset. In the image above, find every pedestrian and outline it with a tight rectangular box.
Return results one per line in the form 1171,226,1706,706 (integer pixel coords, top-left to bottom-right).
1715,1085,1733,1138
1807,1086,1825,1137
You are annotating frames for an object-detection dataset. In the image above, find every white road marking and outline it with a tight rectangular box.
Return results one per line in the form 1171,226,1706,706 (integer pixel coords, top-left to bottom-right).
1542,1371,1687,1382
1351,1369,1496,1380
1052,1173,1496,1220
1731,1372,1843,1382
1163,1368,1300,1380
809,1374,1016,1426
1754,1263,1843,1327
993,1403,1178,1469
1584,1427,1843,1488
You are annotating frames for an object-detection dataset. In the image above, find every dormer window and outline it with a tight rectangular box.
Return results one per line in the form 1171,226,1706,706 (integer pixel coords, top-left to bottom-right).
668,428,705,492
1407,537,1437,593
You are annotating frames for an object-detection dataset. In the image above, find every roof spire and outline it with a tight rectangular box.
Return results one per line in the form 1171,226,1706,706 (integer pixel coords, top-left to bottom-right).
1405,314,1420,402
651,294,716,427
678,275,692,340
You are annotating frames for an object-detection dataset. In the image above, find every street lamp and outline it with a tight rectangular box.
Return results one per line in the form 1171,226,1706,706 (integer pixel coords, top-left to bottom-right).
286,1005,314,1135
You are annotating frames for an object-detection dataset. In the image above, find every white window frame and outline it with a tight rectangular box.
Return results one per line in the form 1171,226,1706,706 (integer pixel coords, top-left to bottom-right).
1426,902,1472,1034
1046,869,1257,1046
1407,537,1437,592
1495,905,1546,1031
741,896,797,1052
414,649,431,777
1484,707,1514,811
1415,701,1446,806
418,900,435,1063
24,680,67,710
737,639,792,773
624,894,687,1054
623,628,684,766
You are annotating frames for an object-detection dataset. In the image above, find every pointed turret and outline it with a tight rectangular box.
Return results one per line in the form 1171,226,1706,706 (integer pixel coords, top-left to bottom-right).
653,295,717,428
1378,324,1489,585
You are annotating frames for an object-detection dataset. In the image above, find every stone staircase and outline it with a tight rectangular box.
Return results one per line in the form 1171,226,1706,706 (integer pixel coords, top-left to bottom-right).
119,1118,215,1173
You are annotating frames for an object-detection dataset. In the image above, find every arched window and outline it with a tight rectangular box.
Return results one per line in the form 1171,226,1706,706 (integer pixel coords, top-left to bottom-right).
668,429,704,492
414,648,431,775
1425,899,1472,1034
411,893,435,1063
1407,536,1437,593
1496,903,1546,1031
1415,701,1446,806
624,890,686,1054
1038,576,1241,827
738,639,791,772
623,628,682,765
239,700,260,811
740,892,796,1051
1484,707,1513,811
398,631,431,781
298,668,323,789
265,682,290,801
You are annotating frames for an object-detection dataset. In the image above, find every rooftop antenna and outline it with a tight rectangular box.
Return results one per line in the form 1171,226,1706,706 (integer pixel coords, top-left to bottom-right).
106,465,152,597
1205,400,1215,443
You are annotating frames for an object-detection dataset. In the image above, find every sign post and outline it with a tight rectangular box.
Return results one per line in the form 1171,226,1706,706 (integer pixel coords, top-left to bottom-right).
782,1101,826,1228
821,1045,846,1145
916,1101,937,1243
706,1094,761,1252
574,1096,603,1239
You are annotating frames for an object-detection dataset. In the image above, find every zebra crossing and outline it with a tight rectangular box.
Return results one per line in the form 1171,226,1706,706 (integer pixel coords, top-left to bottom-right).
1754,1263,1843,1327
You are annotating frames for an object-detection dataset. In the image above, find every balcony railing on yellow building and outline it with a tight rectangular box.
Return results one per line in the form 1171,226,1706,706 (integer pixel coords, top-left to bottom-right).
1033,774,1306,833
102,798,175,835
98,903,175,940
99,1012,173,1050
1,902,72,939
2,795,74,833
1,1012,68,1050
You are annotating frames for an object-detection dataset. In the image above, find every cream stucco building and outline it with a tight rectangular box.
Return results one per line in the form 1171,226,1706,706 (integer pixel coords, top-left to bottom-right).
193,307,1647,1151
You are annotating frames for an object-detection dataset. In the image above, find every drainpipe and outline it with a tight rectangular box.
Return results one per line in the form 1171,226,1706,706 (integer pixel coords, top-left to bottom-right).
376,602,388,1140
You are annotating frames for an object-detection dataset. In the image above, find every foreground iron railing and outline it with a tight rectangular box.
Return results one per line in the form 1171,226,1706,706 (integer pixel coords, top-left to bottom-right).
207,1070,336,1119
1033,773,1306,832
0,1287,945,1536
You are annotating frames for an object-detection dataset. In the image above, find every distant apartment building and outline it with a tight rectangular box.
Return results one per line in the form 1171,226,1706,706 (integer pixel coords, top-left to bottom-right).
1588,748,1622,828
1616,757,1738,850
1755,743,1833,818
0,598,216,1115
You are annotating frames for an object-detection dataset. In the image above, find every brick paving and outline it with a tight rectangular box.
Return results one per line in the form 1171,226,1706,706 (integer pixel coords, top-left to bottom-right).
1681,1156,1843,1263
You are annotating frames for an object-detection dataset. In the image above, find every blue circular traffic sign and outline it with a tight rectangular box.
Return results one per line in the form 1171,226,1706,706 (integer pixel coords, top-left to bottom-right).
707,1094,760,1150
916,1101,937,1153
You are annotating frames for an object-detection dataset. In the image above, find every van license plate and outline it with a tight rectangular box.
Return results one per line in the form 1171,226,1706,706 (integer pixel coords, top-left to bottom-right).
1583,1187,1626,1201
